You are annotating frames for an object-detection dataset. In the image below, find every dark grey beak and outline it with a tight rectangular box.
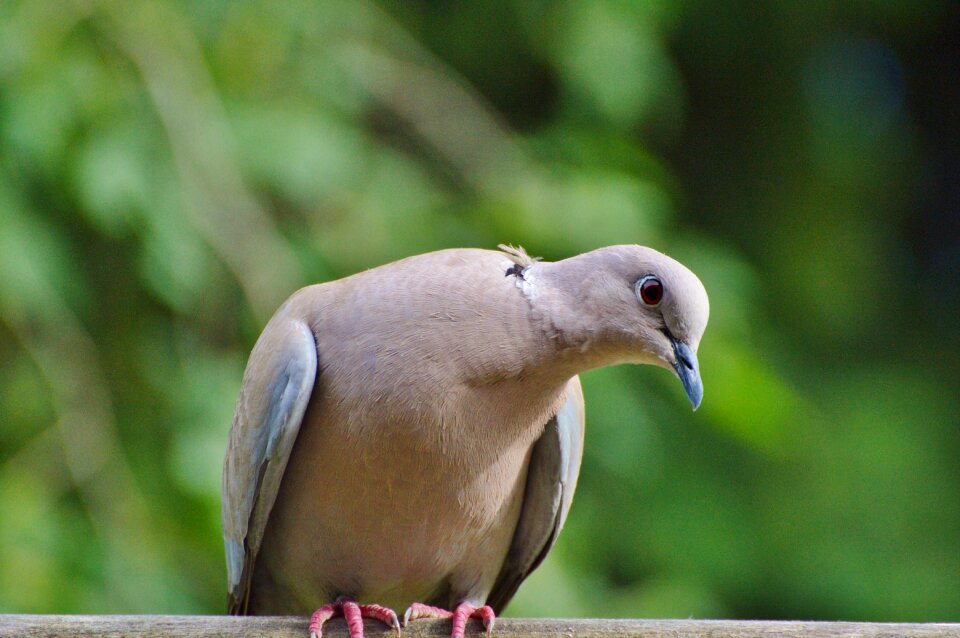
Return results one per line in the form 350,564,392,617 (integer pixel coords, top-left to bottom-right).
671,339,703,410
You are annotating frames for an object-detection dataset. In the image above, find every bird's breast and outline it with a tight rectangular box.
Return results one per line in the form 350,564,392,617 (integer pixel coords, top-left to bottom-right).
252,383,551,613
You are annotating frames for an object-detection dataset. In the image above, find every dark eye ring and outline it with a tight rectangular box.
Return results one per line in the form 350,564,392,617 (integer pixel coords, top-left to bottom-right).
636,275,663,306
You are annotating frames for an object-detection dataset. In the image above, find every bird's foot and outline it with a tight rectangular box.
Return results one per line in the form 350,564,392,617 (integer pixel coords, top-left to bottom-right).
310,596,400,638
403,602,495,638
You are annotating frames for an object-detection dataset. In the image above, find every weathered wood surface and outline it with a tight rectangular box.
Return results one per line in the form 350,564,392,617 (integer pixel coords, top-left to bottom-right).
2,616,959,638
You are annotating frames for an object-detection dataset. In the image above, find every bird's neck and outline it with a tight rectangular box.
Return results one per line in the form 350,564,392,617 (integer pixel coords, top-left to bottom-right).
515,260,643,383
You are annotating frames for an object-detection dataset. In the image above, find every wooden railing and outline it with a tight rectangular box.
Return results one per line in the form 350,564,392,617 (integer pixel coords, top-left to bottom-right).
2,616,959,638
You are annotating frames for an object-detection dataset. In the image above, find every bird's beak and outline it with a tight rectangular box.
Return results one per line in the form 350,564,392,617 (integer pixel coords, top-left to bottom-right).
671,339,703,410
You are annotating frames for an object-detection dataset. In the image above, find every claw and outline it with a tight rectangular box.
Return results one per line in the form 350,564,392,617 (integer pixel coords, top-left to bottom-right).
309,598,401,638
385,609,401,637
478,608,495,637
403,601,496,638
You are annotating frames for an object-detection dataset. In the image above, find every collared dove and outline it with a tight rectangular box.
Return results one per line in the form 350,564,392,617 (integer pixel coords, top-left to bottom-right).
222,245,708,638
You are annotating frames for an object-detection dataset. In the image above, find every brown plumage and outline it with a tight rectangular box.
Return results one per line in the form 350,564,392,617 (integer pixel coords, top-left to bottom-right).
222,245,708,635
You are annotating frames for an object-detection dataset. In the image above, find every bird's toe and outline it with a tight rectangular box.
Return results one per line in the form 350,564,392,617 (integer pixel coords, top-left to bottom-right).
403,602,453,626
451,602,496,638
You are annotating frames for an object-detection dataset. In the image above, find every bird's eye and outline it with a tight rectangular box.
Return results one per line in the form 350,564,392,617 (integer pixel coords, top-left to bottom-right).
637,275,663,306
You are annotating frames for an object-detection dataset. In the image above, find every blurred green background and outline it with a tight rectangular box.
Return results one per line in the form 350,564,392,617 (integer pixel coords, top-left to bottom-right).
1,0,958,622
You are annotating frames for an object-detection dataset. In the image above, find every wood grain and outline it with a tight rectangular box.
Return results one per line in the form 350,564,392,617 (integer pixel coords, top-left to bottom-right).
2,616,959,638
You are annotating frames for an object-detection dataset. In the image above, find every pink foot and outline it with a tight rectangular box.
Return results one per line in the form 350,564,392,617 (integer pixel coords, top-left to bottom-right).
310,596,400,638
403,602,495,638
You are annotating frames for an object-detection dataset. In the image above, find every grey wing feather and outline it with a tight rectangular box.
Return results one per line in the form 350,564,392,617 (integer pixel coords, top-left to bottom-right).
222,318,318,614
487,376,585,614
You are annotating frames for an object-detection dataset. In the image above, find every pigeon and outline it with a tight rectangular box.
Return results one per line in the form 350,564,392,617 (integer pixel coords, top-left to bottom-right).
222,244,709,638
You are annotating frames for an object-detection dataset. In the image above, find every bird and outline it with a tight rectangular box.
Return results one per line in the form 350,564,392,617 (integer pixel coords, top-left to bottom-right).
222,244,709,638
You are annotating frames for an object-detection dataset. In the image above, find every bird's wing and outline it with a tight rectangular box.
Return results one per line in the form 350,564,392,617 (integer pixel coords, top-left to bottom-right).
222,316,318,614
486,375,585,614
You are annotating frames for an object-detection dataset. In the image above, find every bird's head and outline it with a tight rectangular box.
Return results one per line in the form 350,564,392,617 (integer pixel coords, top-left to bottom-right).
527,245,709,409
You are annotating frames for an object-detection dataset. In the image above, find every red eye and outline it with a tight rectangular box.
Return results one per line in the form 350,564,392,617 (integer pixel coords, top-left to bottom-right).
638,276,663,306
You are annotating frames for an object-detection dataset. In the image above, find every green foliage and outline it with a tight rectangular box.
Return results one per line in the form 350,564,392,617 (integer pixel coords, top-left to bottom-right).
1,0,957,622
